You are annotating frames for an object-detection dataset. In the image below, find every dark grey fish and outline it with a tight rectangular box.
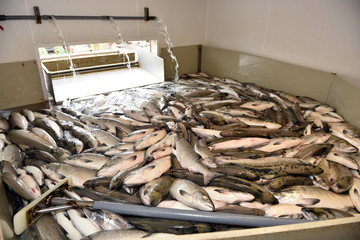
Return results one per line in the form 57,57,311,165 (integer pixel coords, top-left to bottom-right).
301,207,353,220
83,208,133,230
20,214,66,240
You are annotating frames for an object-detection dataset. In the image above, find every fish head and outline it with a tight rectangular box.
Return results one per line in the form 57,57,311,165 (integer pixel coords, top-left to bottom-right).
40,164,66,180
52,147,71,158
193,191,214,211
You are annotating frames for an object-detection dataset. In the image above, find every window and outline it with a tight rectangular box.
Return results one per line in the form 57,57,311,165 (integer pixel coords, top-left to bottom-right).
38,40,163,102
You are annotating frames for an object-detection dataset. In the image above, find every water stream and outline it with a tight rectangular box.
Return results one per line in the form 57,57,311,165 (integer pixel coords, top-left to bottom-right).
156,18,179,82
49,16,77,81
108,17,132,70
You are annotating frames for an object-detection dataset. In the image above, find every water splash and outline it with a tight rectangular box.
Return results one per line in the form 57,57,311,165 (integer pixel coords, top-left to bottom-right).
49,16,77,81
157,18,179,82
108,17,131,70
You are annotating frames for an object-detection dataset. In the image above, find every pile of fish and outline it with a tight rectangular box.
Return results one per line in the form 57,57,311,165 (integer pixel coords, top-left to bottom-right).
1,72,360,239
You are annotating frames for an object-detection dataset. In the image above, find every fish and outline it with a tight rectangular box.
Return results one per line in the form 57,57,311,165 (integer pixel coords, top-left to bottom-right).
236,117,282,129
55,211,83,240
1,160,17,175
349,178,360,212
2,144,24,168
170,178,214,211
139,175,173,206
220,128,301,138
150,147,173,160
97,151,145,177
328,161,354,193
63,153,109,170
81,229,147,240
59,121,99,149
191,127,222,140
72,186,141,205
25,149,58,163
123,156,171,186
199,111,228,125
52,147,72,162
122,128,157,143
2,172,36,200
218,107,258,118
41,163,97,187
16,168,41,198
123,108,150,123
166,169,278,204
145,132,174,161
172,134,217,185
329,122,360,150
34,117,62,143
17,108,33,122
20,214,67,240
0,117,10,133
268,176,313,192
127,216,213,235
203,186,255,204
307,111,344,123
274,185,354,211
156,200,197,211
294,143,333,159
83,208,133,230
256,137,302,152
9,112,28,129
209,137,270,151
141,100,162,118
311,157,332,190
109,161,146,189
263,204,303,218
67,209,101,237
104,143,134,156
240,101,276,111
301,133,331,145
326,151,359,170
8,129,55,152
30,127,57,147
194,138,217,168
301,207,353,220
134,129,167,150
89,129,122,147
327,135,358,153
216,157,323,179
83,176,112,188
60,130,84,154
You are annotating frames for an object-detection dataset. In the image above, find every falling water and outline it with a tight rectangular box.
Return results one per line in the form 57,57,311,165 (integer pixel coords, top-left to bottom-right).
108,17,131,69
49,16,77,80
157,18,179,82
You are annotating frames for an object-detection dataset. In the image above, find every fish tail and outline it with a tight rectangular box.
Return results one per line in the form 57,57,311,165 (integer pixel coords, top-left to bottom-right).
203,171,222,186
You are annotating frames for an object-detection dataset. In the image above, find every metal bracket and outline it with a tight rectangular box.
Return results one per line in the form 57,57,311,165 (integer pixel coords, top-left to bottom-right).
34,6,41,24
144,7,150,21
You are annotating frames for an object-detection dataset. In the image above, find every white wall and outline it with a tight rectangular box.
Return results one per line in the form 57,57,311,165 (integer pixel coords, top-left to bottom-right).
1,0,359,88
206,0,360,88
0,0,207,63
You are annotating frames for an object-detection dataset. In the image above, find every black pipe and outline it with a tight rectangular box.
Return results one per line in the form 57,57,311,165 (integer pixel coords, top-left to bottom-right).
0,15,156,21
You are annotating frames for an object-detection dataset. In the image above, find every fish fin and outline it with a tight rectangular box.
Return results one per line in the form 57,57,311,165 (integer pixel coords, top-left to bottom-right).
297,198,320,206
